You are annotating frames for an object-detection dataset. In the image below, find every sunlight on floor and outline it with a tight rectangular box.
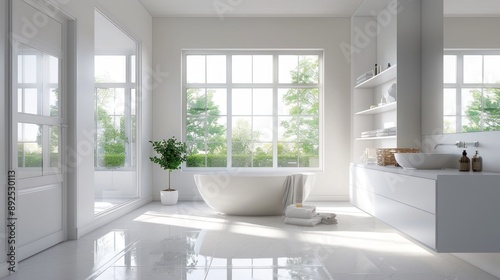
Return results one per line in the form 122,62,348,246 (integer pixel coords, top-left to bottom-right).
133,211,226,230
301,230,433,256
94,198,135,214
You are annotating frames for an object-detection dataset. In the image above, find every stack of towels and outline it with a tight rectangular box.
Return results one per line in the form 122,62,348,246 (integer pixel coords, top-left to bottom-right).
356,70,374,85
284,203,337,227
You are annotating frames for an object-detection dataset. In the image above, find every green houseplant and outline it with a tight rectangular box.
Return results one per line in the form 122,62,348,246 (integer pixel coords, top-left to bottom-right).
150,137,187,205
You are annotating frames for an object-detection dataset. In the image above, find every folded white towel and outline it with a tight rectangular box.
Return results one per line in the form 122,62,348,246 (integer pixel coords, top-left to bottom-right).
317,213,337,225
284,216,322,227
321,217,338,225
285,205,316,219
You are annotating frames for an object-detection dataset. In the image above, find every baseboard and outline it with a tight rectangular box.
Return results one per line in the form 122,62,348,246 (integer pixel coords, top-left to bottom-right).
76,197,152,239
153,195,205,202
306,195,350,202
155,195,350,203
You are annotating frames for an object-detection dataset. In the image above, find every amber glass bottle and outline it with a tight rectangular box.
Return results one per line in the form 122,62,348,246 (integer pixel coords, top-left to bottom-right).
472,150,482,172
459,150,470,172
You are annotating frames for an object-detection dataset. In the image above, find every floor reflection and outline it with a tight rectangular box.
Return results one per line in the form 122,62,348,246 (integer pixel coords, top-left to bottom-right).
4,202,498,280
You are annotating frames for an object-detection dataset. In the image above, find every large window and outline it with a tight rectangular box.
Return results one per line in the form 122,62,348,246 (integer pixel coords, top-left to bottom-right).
95,55,137,169
444,50,500,133
183,50,322,169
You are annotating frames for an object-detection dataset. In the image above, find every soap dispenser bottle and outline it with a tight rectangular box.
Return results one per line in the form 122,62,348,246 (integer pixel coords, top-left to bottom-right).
459,150,470,172
472,150,482,172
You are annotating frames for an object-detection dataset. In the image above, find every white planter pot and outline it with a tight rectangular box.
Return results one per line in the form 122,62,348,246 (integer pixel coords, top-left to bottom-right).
160,190,179,205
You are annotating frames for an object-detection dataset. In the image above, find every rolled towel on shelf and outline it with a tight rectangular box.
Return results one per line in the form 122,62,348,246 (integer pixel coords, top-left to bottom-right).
317,213,337,225
285,204,316,219
284,216,322,227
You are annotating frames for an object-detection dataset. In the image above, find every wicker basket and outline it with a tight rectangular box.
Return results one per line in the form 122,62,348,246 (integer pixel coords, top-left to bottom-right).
376,148,420,166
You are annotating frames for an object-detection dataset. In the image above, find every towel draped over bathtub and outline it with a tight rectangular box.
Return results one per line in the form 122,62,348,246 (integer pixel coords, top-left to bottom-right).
282,174,305,211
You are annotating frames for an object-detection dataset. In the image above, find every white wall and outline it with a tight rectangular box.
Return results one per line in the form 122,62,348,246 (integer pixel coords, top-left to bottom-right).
152,17,351,201
421,0,443,136
377,0,397,70
444,17,500,49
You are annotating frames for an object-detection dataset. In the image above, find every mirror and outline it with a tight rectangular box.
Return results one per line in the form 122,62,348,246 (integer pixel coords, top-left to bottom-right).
442,0,500,133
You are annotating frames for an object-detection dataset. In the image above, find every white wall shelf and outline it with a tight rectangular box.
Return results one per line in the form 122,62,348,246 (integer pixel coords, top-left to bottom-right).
355,102,397,115
355,65,397,89
355,135,396,141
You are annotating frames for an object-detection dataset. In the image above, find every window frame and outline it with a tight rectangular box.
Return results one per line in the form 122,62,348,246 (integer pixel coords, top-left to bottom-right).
444,49,500,133
182,49,324,172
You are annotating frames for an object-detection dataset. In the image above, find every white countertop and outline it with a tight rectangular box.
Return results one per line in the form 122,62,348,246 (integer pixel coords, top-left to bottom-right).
350,163,500,180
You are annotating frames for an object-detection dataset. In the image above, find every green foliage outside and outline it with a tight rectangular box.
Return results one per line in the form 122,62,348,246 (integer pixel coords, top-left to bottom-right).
279,56,320,163
185,55,320,168
185,88,227,154
96,89,126,168
462,88,500,132
186,154,315,168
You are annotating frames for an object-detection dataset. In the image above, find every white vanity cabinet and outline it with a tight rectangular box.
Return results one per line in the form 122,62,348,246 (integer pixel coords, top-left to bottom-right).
350,163,500,252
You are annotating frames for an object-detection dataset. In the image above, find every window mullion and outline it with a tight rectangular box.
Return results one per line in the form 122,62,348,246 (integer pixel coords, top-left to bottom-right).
227,54,232,168
273,54,279,168
457,54,463,132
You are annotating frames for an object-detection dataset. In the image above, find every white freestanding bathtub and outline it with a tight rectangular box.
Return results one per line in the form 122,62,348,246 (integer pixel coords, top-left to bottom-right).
194,172,315,216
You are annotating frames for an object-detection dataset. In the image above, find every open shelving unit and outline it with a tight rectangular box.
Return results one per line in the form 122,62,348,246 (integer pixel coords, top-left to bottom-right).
351,0,422,163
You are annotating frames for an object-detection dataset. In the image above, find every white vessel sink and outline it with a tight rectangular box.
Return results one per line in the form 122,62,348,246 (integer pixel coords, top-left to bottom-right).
394,153,457,169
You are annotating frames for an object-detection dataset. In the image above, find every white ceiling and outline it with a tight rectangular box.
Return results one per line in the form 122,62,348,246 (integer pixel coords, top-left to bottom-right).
137,0,363,17
138,0,500,18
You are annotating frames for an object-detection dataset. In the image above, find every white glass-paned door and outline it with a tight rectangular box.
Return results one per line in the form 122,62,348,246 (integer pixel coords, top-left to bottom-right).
12,0,67,261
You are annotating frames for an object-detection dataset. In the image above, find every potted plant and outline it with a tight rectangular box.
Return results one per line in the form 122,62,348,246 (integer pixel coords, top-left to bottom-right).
150,137,187,205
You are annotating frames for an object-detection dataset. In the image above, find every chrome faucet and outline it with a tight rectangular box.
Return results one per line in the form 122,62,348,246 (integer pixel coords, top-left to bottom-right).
434,141,479,149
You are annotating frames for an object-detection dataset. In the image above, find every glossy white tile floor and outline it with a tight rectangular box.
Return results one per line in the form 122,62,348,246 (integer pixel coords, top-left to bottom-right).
3,202,499,280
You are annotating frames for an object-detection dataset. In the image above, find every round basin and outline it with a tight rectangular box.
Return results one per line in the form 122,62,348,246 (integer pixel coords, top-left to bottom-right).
394,153,456,170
